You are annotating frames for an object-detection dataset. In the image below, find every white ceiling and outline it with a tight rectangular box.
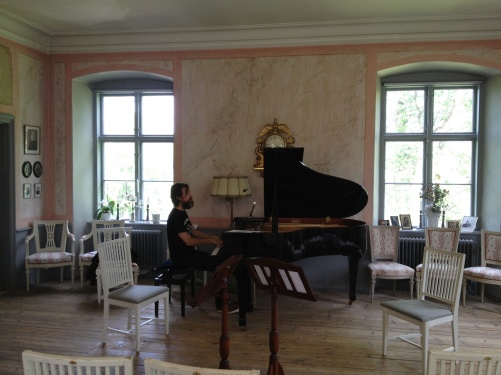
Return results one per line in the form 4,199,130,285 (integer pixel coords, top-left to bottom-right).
1,0,501,53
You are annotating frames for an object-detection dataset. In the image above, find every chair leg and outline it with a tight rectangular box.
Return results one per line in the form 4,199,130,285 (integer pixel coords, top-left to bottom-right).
134,306,141,353
163,295,169,335
382,310,389,355
180,283,186,317
481,283,485,302
80,267,84,288
25,269,30,292
370,278,375,303
451,319,459,351
154,278,160,318
409,278,414,300
416,279,421,300
462,279,467,306
70,266,74,288
421,325,429,375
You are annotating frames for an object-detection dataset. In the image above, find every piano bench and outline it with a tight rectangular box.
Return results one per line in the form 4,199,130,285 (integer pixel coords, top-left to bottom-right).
154,267,195,317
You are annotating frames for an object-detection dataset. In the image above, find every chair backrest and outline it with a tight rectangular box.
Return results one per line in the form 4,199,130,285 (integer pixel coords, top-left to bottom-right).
95,226,131,245
32,220,71,253
424,227,461,252
98,237,134,293
91,219,126,249
368,225,400,262
421,247,465,311
427,349,501,375
144,358,260,375
481,229,501,267
22,350,133,375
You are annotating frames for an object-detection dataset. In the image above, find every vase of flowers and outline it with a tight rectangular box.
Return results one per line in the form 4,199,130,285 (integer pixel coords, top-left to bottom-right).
123,193,143,222
420,183,449,227
95,197,116,220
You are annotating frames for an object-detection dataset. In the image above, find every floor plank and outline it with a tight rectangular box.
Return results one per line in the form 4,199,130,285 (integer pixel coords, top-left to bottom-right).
1,280,501,374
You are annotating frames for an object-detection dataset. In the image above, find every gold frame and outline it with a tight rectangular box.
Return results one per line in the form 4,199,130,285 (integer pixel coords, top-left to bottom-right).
253,119,295,171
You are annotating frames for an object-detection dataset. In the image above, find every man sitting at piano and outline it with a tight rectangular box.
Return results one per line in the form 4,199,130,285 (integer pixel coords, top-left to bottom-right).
167,182,242,313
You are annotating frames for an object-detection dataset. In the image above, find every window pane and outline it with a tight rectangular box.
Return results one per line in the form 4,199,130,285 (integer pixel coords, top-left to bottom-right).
432,141,472,184
142,95,174,135
384,184,421,227
433,89,474,133
103,142,135,180
385,90,425,133
142,143,174,181
142,181,171,222
102,96,135,135
385,142,423,183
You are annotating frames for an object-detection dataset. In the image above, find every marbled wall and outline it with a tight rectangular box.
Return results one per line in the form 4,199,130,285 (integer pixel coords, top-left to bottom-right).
182,54,367,221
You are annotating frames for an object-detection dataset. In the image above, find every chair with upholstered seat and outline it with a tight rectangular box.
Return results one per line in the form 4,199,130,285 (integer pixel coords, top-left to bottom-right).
381,247,466,375
415,227,461,299
78,219,126,287
22,350,133,375
144,358,260,375
24,220,75,291
462,229,501,306
368,225,414,302
427,349,501,375
99,236,169,353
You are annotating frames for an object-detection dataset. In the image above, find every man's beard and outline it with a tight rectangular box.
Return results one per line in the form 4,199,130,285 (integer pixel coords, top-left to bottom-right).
182,200,194,209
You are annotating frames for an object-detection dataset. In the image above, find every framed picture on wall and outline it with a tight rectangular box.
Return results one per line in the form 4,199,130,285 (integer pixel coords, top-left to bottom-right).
23,183,31,199
34,183,42,198
399,214,412,230
24,125,40,155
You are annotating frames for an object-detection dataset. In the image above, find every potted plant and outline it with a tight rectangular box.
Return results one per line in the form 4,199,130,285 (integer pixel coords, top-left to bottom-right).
95,198,116,220
420,183,449,227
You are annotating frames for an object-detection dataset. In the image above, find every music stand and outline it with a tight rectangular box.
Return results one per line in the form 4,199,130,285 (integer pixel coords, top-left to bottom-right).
187,254,243,370
245,257,317,375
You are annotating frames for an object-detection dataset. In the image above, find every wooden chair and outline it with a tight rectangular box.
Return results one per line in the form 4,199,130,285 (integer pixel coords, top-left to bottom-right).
22,350,133,375
415,227,461,299
92,227,139,303
368,225,414,302
144,358,260,375
462,229,501,306
99,236,169,353
24,220,75,291
427,349,501,375
78,219,126,287
381,247,466,375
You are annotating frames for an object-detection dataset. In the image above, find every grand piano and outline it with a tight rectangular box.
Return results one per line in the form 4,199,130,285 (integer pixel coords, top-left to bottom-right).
222,148,369,327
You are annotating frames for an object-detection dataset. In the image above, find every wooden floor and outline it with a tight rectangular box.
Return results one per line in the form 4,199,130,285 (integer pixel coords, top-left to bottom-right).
2,279,501,375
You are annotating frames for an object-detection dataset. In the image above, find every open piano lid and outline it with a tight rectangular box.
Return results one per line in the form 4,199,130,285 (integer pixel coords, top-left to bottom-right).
264,148,368,219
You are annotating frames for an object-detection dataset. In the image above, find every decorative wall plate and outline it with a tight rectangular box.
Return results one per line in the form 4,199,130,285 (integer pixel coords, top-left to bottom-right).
33,161,43,178
22,161,32,178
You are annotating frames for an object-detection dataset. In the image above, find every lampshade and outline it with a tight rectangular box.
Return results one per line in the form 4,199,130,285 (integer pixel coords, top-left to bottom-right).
211,176,251,198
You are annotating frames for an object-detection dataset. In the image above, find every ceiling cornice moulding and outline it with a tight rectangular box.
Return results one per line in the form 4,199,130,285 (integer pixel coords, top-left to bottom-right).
1,12,501,54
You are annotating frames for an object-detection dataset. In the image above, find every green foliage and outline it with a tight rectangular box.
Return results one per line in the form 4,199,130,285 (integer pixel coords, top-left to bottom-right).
420,183,449,213
95,198,115,219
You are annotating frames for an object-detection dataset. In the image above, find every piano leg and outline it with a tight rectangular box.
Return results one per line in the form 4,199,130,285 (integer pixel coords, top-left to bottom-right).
348,255,360,304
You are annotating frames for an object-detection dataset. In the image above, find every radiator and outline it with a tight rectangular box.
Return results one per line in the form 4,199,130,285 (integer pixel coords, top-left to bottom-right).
399,237,479,269
130,229,162,274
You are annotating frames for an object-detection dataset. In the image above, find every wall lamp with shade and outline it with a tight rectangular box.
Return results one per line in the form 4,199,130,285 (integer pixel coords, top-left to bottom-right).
211,176,251,225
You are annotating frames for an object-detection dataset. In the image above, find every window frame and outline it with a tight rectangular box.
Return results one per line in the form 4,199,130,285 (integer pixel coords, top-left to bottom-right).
379,79,481,224
95,88,174,221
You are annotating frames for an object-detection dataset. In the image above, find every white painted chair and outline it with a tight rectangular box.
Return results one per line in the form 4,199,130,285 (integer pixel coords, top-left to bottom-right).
462,229,501,306
144,358,260,375
415,227,461,299
92,227,139,303
99,236,169,353
381,247,466,375
427,349,501,375
22,349,133,375
368,225,414,302
25,220,75,291
78,219,126,287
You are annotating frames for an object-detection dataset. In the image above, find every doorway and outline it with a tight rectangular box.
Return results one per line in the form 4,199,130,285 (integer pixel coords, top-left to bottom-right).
0,113,16,291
